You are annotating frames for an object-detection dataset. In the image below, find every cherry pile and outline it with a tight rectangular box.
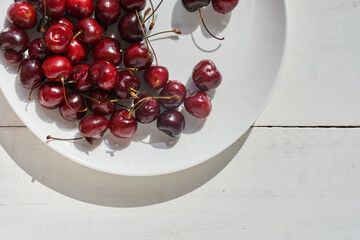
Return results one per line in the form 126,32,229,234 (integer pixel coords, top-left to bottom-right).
0,0,238,145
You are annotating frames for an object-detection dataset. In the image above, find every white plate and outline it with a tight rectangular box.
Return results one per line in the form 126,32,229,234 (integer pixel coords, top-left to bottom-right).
0,0,287,176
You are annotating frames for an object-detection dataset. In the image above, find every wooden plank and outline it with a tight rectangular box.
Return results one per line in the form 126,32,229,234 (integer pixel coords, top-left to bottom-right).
0,127,359,239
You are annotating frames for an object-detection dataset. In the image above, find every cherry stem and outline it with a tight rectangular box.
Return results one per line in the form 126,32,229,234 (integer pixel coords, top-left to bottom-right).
46,135,94,145
72,30,83,40
185,86,193,95
28,82,42,100
147,29,182,38
148,0,155,30
143,0,163,25
78,93,101,104
198,7,224,41
61,76,88,113
147,37,158,66
116,67,139,72
129,91,140,99
129,87,142,95
135,9,151,58
110,98,133,103
143,7,151,20
114,102,131,110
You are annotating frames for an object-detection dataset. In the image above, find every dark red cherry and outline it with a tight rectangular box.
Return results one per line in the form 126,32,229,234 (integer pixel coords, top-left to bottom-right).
157,110,185,138
109,109,138,138
118,12,144,43
111,71,140,99
79,114,109,139
181,0,210,12
29,38,51,62
65,0,94,18
4,50,23,64
76,17,103,45
0,27,29,53
144,66,169,89
59,93,86,121
159,80,187,109
42,55,72,82
7,1,37,29
184,91,212,118
38,82,64,109
52,17,74,32
44,23,73,53
92,38,122,66
192,59,222,91
134,96,160,124
124,43,153,70
212,0,239,14
87,89,115,115
70,63,93,92
119,0,146,12
18,59,44,89
39,0,66,19
89,60,118,90
64,39,88,64
95,0,121,26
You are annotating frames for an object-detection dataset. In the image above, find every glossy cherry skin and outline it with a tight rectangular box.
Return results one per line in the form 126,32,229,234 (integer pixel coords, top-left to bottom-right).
134,96,161,124
118,12,144,43
64,39,88,64
59,93,86,121
89,61,118,90
159,80,187,109
39,0,66,19
92,38,122,66
29,38,51,62
79,114,109,139
87,89,115,115
76,18,103,45
18,59,44,89
109,109,138,138
124,43,153,70
212,0,239,14
7,1,37,29
44,23,73,53
119,0,146,12
70,64,93,92
181,0,210,12
0,27,29,53
112,71,140,99
184,91,212,118
192,59,222,91
65,0,94,18
52,17,74,32
42,55,73,82
144,66,169,89
157,110,185,138
38,82,64,109
4,50,23,64
95,0,121,26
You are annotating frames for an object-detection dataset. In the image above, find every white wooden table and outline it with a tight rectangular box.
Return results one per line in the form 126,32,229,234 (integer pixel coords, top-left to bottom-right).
1,0,360,239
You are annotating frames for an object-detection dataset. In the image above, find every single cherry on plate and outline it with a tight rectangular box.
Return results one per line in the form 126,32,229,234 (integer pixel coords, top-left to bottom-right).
95,0,121,26
78,114,109,139
89,60,118,90
7,1,37,29
0,27,29,54
92,37,122,66
44,23,73,54
18,58,44,89
184,91,212,118
70,63,93,92
28,38,51,62
192,59,222,91
159,80,187,109
124,43,153,70
109,109,138,138
75,17,103,45
42,55,73,82
59,93,87,121
118,12,144,43
65,0,94,19
157,110,185,138
38,82,64,109
144,66,169,90
119,0,146,12
134,96,161,124
64,38,88,65
111,71,140,99
212,0,239,14
39,0,66,19
87,89,115,115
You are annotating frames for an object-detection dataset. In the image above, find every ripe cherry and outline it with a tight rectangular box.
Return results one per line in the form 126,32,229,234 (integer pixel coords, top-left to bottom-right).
87,89,115,115
29,38,51,62
118,12,144,43
79,114,109,139
75,17,103,45
4,50,23,64
111,71,140,99
134,96,160,124
192,59,222,91
184,91,212,118
124,43,153,70
0,27,29,54
38,82,64,109
70,63,93,92
52,17,74,32
42,55,73,82
157,110,185,138
144,66,169,89
59,93,86,121
109,109,138,138
64,39,88,64
18,59,44,89
92,37,122,66
89,60,118,90
39,0,66,19
65,0,94,19
44,23,73,53
212,0,239,14
119,0,146,12
95,0,121,26
159,80,187,109
7,1,37,29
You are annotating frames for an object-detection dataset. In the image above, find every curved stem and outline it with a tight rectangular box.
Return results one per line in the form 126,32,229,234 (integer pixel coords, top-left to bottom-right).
147,29,182,38
135,9,150,57
198,7,224,41
61,76,88,113
143,0,163,24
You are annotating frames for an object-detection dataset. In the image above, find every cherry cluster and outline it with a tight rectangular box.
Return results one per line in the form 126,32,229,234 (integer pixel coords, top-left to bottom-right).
0,0,237,145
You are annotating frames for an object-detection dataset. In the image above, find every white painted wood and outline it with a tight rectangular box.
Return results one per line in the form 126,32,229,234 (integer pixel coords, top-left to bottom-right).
0,127,360,239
